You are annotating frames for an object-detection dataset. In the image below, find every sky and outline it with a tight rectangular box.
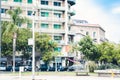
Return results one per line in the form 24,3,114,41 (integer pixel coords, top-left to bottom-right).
72,0,120,43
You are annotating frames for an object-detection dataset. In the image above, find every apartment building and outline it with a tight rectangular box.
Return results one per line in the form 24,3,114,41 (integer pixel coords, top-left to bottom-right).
72,19,106,44
1,0,76,67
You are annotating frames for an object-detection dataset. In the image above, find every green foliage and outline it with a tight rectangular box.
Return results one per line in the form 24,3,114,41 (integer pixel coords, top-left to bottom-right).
97,42,115,63
78,35,100,61
35,33,57,62
97,63,120,70
87,61,97,72
1,7,30,57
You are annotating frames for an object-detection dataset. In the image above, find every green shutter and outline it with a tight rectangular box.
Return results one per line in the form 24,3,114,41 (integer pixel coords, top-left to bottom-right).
28,0,32,3
27,23,32,28
41,23,48,28
14,0,22,2
54,24,61,29
2,0,8,1
54,47,61,52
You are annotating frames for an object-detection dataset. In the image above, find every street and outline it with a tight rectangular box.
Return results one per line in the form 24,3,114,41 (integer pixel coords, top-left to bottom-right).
0,74,120,80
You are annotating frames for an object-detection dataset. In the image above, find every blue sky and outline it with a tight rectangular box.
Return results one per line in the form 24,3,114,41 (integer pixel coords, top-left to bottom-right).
73,0,120,43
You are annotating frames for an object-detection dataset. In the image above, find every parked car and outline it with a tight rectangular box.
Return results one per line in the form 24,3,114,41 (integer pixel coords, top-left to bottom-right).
48,66,68,71
6,65,24,71
0,65,6,71
24,65,32,71
39,64,48,71
67,64,84,71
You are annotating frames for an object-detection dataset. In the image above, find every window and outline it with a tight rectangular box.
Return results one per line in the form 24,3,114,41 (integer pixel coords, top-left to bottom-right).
27,11,32,16
54,2,61,6
41,0,48,5
27,23,32,28
2,0,8,1
17,23,21,27
41,23,48,28
93,32,96,37
54,36,62,41
54,13,61,18
41,12,49,17
14,0,22,2
86,31,89,35
54,47,62,52
54,24,61,29
27,0,32,3
1,8,7,13
68,26,71,31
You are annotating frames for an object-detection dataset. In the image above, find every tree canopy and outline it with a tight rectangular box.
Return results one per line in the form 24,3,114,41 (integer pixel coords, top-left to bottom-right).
78,35,100,61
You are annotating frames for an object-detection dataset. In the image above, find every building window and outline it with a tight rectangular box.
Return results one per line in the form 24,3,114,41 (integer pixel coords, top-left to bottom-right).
2,0,8,1
54,36,62,41
86,31,89,35
1,8,7,13
41,12,49,17
54,47,62,52
54,13,61,18
54,2,61,6
14,0,22,2
17,23,21,27
68,26,71,31
41,0,48,5
27,23,32,28
27,0,32,3
93,32,96,37
54,24,61,29
27,11,32,16
41,23,48,28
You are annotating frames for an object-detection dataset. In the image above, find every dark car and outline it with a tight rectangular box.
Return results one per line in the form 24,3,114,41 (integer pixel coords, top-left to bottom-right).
6,65,20,71
39,64,48,71
67,64,84,71
48,66,67,71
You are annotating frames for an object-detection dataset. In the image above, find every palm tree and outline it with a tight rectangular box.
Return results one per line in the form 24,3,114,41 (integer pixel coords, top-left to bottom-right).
2,7,29,72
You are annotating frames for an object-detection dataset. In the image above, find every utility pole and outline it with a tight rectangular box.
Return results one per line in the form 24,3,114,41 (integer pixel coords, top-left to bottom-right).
0,0,2,66
13,33,17,72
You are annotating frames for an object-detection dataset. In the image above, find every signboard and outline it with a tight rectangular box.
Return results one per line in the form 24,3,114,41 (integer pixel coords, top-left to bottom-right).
55,57,61,63
28,38,33,45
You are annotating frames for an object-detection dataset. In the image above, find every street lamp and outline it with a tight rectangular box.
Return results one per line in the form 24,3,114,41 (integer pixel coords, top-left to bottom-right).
13,32,17,72
0,0,1,66
32,11,35,80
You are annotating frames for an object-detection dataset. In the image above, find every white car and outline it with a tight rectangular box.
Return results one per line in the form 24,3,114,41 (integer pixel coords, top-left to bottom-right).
0,65,6,71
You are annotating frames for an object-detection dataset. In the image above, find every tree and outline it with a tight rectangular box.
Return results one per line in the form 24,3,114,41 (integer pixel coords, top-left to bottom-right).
97,42,115,63
35,33,57,63
2,7,29,57
78,35,100,61
16,28,32,59
112,43,120,65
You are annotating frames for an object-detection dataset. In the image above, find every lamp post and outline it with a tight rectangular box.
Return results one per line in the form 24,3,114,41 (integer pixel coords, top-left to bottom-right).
32,10,35,80
13,32,17,72
0,0,1,66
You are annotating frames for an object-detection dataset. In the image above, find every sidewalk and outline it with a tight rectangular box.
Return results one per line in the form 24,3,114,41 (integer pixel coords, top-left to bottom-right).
0,74,120,80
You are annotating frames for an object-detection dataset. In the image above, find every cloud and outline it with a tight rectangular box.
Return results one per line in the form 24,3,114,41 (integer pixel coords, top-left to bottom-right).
112,7,120,14
72,0,120,43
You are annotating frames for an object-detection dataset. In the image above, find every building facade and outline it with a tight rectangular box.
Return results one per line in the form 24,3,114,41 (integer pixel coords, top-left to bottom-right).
72,19,106,44
1,0,75,54
1,0,76,67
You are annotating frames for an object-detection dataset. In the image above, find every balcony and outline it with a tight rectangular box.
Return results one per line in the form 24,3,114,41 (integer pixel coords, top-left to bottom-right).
67,0,76,6
1,14,10,21
40,29,65,34
68,10,76,16
39,5,65,11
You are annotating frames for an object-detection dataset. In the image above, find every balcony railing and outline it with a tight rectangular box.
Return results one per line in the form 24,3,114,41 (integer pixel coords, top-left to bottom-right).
67,0,76,6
